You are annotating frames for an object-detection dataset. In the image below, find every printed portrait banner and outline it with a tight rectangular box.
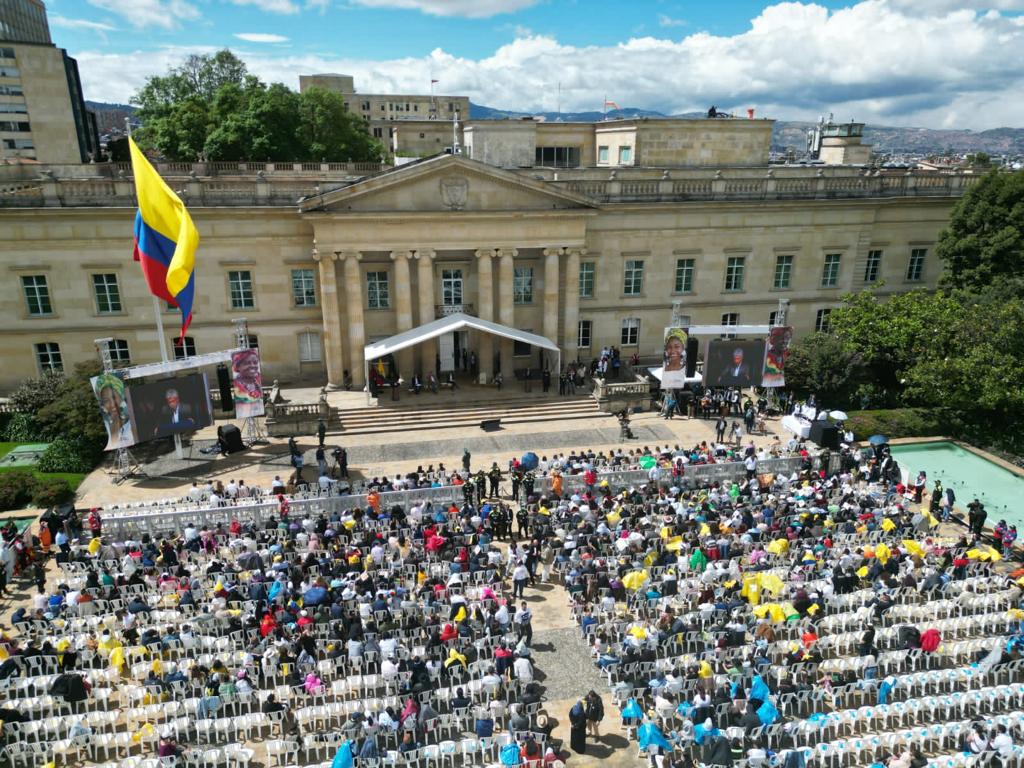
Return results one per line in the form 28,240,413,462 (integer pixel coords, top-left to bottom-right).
705,338,767,389
762,326,794,388
127,373,213,442
91,370,138,451
231,348,264,418
662,326,689,389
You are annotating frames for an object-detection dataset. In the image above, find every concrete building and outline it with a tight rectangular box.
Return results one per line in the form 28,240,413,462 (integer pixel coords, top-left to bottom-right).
298,73,470,146
0,0,99,164
0,118,976,392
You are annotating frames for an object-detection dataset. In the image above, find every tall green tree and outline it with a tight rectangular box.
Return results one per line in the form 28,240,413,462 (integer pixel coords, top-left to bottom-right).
936,169,1024,293
784,332,865,408
297,87,383,162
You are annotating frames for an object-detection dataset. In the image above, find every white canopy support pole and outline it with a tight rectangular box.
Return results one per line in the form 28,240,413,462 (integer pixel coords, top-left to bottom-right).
364,358,371,406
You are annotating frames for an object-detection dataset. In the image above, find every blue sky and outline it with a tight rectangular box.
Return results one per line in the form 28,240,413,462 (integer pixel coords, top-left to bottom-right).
48,0,1024,129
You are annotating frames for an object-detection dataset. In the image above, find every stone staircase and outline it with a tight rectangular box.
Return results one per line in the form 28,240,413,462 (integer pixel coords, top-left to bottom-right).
333,394,601,436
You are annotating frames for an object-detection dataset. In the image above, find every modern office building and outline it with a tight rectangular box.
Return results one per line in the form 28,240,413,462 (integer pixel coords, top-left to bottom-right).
0,0,99,163
0,116,976,391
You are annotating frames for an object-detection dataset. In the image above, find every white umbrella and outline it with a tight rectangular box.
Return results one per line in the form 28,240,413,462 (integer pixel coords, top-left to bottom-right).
829,410,849,421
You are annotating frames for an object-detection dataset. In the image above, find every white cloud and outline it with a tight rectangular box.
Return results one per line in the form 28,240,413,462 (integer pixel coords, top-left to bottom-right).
885,0,1024,11
74,1,1024,130
657,14,687,28
87,0,200,29
234,32,291,42
349,0,539,18
50,16,119,32
228,0,300,12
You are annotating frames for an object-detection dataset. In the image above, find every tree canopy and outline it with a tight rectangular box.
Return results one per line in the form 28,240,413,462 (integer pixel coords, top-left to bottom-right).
132,50,384,163
936,169,1024,294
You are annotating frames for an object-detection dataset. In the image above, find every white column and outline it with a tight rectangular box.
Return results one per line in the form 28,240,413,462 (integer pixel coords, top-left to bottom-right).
563,247,585,365
496,247,517,380
340,251,365,387
314,248,345,388
475,248,495,381
542,247,562,367
391,250,414,377
415,249,436,376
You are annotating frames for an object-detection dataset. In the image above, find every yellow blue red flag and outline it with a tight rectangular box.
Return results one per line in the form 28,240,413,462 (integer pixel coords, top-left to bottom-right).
128,137,199,338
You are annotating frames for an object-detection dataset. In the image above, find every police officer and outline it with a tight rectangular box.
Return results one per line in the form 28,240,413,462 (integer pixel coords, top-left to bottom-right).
488,463,502,498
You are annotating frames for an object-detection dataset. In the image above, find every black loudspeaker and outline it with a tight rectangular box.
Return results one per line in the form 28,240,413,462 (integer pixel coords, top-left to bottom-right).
685,337,699,377
480,418,502,432
808,421,840,450
220,424,245,454
216,363,234,412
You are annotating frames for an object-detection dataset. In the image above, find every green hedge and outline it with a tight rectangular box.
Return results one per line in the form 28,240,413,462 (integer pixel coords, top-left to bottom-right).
846,408,950,442
0,470,37,510
37,436,103,474
30,476,75,508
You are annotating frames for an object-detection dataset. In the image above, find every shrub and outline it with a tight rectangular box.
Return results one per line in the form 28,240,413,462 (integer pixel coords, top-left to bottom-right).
37,436,102,474
846,408,950,442
9,370,65,414
3,412,43,442
31,477,74,508
0,470,36,511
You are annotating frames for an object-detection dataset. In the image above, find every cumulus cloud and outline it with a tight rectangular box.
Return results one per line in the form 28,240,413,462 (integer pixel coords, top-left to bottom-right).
228,0,300,12
75,1,1024,130
87,0,200,30
50,16,119,32
349,0,540,18
234,32,290,42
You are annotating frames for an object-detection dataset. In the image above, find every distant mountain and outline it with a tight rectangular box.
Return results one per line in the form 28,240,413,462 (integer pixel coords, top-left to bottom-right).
86,100,136,135
471,101,1024,156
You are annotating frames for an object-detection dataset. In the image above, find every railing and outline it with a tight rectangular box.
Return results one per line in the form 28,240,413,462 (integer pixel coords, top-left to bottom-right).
0,160,388,183
435,303,475,317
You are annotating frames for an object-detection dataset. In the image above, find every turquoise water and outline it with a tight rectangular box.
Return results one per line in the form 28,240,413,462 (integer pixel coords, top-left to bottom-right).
890,441,1024,528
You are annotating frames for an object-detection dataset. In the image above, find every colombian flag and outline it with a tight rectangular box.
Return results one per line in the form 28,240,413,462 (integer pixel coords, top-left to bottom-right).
128,137,199,338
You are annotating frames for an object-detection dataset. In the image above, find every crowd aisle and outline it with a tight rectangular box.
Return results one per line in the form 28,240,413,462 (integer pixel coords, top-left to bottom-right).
0,436,1019,768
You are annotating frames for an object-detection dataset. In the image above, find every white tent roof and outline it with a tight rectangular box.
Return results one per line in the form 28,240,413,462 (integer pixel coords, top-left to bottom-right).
364,312,559,361
647,366,704,385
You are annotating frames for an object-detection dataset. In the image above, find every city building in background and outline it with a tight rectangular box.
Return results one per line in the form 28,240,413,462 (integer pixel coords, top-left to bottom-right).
0,0,99,163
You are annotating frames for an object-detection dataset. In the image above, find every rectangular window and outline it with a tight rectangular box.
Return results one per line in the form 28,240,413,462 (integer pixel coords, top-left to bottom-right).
513,336,532,357
0,47,15,59
864,249,883,283
577,320,592,349
907,248,926,281
366,271,390,309
674,258,695,293
298,331,321,362
618,146,632,164
0,121,30,132
441,269,463,306
773,254,793,289
821,253,841,287
597,146,609,163
623,259,644,296
578,261,595,298
109,339,130,366
815,309,833,333
620,317,640,346
172,336,196,360
0,85,25,96
534,146,581,168
34,342,62,373
228,270,254,309
721,312,739,340
92,273,122,314
246,334,259,349
291,269,316,307
724,256,745,292
21,275,52,316
513,267,534,304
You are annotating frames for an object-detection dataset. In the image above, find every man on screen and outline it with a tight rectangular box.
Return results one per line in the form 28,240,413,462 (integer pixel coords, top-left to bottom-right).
716,347,751,387
155,388,196,436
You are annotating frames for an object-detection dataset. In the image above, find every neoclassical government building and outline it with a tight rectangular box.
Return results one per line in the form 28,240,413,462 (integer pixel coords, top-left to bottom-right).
0,117,977,391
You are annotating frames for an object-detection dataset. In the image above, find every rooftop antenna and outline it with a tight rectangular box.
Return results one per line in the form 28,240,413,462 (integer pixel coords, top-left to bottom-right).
557,81,561,121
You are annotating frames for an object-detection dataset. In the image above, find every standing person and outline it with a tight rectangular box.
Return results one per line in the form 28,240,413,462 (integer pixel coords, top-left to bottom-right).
316,445,327,479
462,449,471,475
317,419,326,448
584,690,604,739
568,698,588,754
715,416,727,444
542,368,551,393
515,601,533,646
511,560,529,599
488,463,502,499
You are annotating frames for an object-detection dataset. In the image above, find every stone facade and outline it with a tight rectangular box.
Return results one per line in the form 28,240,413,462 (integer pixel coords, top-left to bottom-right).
0,154,977,393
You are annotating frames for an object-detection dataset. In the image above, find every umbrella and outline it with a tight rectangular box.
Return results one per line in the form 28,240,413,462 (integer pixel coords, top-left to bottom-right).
868,434,889,446
639,455,657,470
829,410,849,421
520,452,539,471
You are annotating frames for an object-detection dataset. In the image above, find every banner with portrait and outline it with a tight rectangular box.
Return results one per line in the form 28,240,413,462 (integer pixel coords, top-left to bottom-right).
662,327,689,389
231,348,265,418
128,374,213,441
762,326,793,388
91,371,138,451
704,339,767,389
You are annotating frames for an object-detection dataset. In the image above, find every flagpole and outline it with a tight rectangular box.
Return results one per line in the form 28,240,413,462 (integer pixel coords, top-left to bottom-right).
127,119,183,459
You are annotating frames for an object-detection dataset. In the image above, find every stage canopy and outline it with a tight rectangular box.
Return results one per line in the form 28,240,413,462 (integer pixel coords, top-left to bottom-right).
364,312,559,361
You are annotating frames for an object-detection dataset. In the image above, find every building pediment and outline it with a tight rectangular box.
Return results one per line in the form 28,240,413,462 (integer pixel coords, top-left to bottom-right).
298,154,596,214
